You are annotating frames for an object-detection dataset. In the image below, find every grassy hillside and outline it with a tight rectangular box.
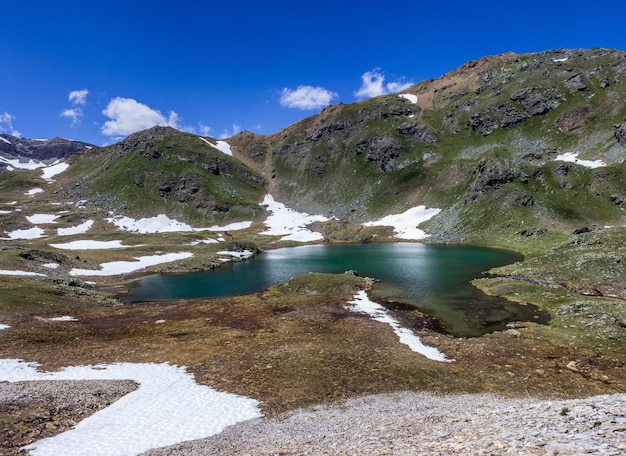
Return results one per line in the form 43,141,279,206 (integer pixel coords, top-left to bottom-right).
58,126,267,225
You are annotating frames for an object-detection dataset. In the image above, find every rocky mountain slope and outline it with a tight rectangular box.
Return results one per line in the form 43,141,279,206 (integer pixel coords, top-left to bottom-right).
228,48,626,240
4,48,624,242
0,134,94,170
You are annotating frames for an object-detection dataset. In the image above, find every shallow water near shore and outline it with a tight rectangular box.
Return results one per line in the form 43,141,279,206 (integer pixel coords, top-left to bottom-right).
126,243,549,337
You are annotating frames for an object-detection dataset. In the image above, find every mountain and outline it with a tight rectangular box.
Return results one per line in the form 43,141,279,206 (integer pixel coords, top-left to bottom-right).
227,48,626,241
2,48,625,242
0,134,94,170
57,126,267,224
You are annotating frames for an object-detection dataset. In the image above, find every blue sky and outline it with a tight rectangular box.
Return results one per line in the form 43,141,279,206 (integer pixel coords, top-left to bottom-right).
1,1,625,146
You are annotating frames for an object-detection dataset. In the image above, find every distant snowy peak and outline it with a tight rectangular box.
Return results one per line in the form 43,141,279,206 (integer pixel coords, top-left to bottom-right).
0,134,95,171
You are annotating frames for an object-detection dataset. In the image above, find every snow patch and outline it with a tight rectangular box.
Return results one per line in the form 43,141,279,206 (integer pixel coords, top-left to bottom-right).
0,269,46,277
0,324,10,330
1,359,261,456
346,290,450,362
41,161,69,181
4,227,46,240
0,156,45,170
50,240,141,250
552,57,569,62
43,263,60,269
57,220,94,236
555,152,606,169
0,210,11,214
106,214,210,234
0,136,11,145
260,194,329,242
189,238,219,245
69,252,193,276
217,250,254,260
208,221,253,231
363,205,441,240
26,214,60,224
25,187,44,196
199,136,233,156
399,94,418,104
49,316,78,322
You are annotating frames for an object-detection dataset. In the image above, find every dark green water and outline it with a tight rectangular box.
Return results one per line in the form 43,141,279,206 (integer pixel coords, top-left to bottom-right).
126,243,549,337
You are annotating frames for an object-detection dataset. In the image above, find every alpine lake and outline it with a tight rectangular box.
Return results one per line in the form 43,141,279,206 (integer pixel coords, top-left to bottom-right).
125,243,549,337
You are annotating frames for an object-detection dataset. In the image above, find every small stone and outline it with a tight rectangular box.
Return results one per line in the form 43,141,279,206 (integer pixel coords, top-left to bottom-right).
566,361,580,371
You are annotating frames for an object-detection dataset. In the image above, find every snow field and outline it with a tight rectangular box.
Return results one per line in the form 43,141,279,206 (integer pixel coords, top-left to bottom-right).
0,360,261,456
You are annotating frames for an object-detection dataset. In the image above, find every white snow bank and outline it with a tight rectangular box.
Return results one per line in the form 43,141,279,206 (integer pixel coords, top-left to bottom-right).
217,250,254,260
106,214,208,234
49,316,78,322
0,359,261,456
189,238,219,245
50,240,140,250
399,94,418,104
26,214,60,224
555,152,606,169
4,227,46,240
25,187,43,196
41,161,69,181
0,156,45,170
346,290,450,362
363,205,441,240
0,324,10,330
69,252,193,276
57,220,94,236
0,269,46,277
260,194,329,242
209,221,253,231
0,210,11,214
199,136,233,156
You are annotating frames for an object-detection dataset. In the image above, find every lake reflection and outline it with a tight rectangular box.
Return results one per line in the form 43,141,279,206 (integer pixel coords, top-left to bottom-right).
126,243,549,337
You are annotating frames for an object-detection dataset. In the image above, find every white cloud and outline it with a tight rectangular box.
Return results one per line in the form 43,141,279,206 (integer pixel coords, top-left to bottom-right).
198,123,213,136
101,97,180,137
219,124,242,139
355,68,413,99
279,85,338,110
69,89,89,106
61,108,83,127
0,111,21,137
61,89,89,127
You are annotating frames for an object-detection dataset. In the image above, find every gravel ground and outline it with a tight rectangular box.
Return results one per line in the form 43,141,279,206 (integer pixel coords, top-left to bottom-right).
0,380,137,456
3,382,624,455
144,391,626,456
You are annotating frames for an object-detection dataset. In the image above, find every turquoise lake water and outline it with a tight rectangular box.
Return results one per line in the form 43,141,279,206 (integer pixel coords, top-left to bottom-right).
125,243,549,337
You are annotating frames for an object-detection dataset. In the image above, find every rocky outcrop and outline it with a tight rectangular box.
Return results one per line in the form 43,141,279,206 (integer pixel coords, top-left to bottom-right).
396,122,438,143
307,121,353,142
554,106,596,132
510,86,562,115
615,121,626,142
468,157,527,197
352,135,402,172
